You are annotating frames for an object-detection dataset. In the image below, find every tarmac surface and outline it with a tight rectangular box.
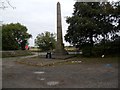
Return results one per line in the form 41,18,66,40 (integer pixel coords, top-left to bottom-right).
2,55,118,88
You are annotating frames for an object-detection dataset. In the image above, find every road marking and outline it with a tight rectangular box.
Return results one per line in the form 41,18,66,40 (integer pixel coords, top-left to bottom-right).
47,81,59,86
34,71,45,74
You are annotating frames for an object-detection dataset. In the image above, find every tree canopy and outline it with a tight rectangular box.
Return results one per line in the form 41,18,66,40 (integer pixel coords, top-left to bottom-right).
35,31,56,51
2,23,32,50
65,1,120,56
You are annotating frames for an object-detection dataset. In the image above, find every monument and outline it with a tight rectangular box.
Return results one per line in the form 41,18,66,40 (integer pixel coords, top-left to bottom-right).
53,2,68,57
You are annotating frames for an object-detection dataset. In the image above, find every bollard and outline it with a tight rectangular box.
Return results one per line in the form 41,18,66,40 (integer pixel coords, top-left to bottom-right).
46,52,52,59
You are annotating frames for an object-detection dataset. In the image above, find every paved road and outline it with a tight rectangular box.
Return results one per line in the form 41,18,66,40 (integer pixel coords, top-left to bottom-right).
2,57,118,88
0,58,2,89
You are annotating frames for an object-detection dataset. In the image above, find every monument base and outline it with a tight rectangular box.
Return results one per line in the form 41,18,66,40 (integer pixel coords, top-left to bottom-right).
52,50,74,59
52,54,74,59
53,49,68,55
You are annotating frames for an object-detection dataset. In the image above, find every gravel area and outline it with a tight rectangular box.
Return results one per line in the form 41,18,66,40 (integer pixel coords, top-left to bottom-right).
2,56,118,88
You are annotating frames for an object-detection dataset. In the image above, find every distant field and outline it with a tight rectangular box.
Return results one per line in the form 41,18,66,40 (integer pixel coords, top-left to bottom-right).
29,46,78,52
29,47,41,52
65,46,77,51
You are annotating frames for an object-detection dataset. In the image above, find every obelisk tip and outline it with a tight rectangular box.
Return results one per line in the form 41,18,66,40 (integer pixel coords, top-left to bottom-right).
57,2,60,4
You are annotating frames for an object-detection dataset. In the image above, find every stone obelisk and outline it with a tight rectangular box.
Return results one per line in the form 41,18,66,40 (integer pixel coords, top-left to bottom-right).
54,2,68,56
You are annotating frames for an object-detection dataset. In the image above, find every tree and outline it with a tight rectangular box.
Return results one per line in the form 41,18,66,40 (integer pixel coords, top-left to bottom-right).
2,23,32,50
0,0,15,9
35,31,56,51
65,2,120,56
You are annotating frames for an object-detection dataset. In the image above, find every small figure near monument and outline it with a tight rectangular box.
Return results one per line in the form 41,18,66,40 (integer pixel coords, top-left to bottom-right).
46,52,52,59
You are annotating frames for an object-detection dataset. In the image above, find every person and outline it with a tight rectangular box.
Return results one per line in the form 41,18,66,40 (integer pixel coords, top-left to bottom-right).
25,45,29,50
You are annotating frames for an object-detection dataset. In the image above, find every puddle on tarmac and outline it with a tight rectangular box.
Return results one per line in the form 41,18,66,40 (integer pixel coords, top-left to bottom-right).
47,81,59,86
104,64,112,68
34,71,45,74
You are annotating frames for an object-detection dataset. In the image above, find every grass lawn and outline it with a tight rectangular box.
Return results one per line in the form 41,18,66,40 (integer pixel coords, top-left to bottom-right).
72,57,119,64
69,54,119,63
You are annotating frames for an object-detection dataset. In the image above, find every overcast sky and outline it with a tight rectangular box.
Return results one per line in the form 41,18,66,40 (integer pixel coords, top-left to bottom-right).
1,0,75,46
0,0,118,46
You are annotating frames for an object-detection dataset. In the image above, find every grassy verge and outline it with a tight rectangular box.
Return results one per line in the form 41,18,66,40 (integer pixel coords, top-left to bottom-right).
2,50,33,58
15,55,119,68
79,57,118,64
68,55,119,64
